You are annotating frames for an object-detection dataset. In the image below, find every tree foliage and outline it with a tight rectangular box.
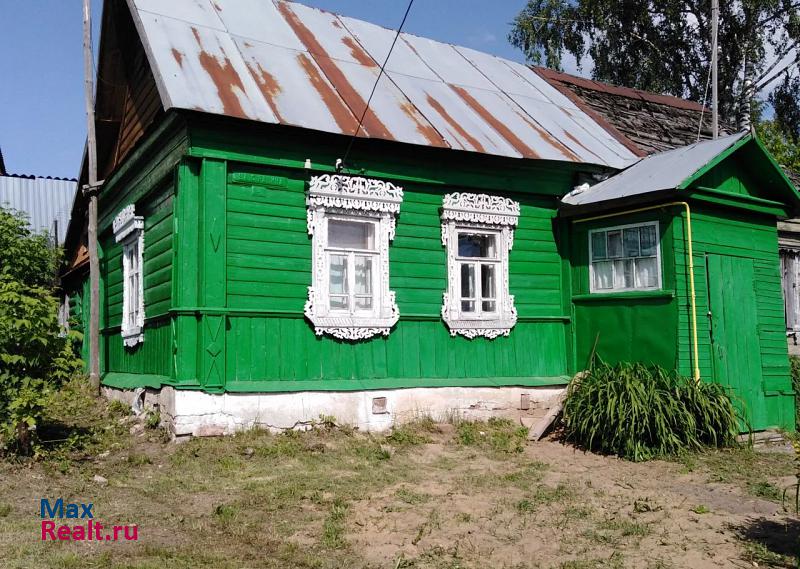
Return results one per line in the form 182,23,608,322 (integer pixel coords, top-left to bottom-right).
0,208,81,456
509,0,800,127
758,119,800,174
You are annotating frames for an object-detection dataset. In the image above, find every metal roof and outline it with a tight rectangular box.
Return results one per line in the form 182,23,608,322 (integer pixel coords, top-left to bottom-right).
128,0,637,168
561,132,749,206
0,175,78,244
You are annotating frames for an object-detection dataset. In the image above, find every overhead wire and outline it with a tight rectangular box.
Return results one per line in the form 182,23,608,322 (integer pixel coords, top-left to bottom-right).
339,0,415,173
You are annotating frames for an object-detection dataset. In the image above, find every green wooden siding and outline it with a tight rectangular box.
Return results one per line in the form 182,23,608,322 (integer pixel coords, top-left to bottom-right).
673,206,793,430
217,161,570,390
569,211,679,370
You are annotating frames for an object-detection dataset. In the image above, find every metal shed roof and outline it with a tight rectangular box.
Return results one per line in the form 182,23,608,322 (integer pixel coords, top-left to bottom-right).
128,0,637,169
0,175,77,243
562,132,749,206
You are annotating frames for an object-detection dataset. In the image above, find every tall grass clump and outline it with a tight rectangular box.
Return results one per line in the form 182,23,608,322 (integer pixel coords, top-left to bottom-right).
563,362,739,461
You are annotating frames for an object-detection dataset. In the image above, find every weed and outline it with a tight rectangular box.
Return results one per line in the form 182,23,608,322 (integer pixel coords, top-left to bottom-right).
126,453,151,466
741,540,794,568
107,399,129,417
690,504,710,514
322,498,349,549
749,481,781,501
213,503,239,526
145,411,161,430
598,518,651,537
396,487,430,505
455,418,528,454
0,503,11,517
385,419,436,446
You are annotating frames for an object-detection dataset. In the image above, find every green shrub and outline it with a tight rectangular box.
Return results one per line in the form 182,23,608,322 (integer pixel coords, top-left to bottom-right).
0,208,81,456
563,362,739,461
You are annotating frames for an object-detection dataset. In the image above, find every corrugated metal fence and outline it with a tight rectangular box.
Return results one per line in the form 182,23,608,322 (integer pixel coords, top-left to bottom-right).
0,175,77,245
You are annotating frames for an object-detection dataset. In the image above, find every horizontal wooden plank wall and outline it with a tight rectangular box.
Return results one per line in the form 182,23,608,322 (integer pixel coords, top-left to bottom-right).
101,178,174,379
674,206,793,430
222,163,569,390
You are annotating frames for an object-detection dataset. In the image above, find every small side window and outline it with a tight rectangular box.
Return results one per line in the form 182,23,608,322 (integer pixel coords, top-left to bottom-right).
112,205,145,347
589,222,660,293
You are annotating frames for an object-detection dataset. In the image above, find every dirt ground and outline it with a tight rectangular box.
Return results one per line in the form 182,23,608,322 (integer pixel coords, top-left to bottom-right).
0,389,798,569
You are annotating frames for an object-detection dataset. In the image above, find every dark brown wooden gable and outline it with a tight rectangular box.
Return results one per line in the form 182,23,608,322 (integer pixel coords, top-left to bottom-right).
95,0,163,180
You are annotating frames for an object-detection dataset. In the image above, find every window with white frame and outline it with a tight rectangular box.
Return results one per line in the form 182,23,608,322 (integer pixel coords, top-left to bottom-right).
441,192,519,339
112,204,145,347
589,222,660,293
304,174,403,340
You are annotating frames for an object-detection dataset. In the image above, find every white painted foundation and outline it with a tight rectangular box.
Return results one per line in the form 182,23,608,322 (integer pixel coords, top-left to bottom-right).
102,385,566,436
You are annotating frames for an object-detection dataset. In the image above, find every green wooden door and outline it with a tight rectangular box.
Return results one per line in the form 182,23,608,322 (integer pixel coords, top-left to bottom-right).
706,254,766,430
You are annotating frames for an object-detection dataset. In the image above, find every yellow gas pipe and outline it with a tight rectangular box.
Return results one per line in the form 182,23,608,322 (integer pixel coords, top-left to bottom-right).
573,202,700,382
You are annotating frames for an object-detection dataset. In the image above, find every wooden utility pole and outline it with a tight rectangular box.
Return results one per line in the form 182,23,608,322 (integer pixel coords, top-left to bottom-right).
711,0,719,139
83,0,101,394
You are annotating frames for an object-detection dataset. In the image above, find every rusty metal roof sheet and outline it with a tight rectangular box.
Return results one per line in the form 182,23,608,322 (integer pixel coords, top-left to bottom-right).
129,0,638,168
562,132,749,206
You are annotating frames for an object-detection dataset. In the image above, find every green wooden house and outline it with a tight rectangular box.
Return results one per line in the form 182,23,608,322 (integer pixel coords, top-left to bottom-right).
63,0,798,435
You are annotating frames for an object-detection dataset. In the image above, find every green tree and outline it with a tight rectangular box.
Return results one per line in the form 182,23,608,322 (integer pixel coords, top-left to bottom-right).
509,0,800,129
758,120,800,176
0,208,81,456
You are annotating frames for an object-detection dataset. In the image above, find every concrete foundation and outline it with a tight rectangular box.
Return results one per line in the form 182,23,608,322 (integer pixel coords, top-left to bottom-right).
102,385,566,436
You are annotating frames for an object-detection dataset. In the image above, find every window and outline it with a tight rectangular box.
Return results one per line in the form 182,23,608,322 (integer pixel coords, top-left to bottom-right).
305,174,403,340
112,204,145,347
781,249,800,334
441,192,519,339
589,222,660,293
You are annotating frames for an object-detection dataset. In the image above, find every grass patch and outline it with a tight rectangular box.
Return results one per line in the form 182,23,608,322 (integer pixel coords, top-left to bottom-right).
322,498,349,549
396,487,430,505
598,519,651,537
0,503,11,517
455,417,528,454
688,447,794,500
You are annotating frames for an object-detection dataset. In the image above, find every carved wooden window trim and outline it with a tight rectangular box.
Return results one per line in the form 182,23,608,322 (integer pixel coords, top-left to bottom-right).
113,204,145,347
440,192,519,339
304,174,403,341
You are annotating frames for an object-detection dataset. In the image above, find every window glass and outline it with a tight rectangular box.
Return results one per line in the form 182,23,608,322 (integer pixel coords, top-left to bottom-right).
329,254,349,310
591,232,607,260
458,233,497,258
328,219,375,250
590,223,660,292
354,256,373,310
607,230,623,258
640,225,657,256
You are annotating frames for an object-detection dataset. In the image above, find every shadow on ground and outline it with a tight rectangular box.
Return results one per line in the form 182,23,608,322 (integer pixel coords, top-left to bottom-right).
730,516,800,563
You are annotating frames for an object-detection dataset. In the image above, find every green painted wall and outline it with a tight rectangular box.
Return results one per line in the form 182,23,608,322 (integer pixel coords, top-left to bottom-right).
159,118,583,392
569,195,794,431
569,211,679,370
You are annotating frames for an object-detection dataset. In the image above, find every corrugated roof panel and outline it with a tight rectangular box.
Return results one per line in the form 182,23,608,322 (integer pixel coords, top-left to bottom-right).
338,16,439,81
134,0,225,31
129,0,639,167
388,75,519,155
562,132,749,205
139,11,278,122
339,16,518,155
399,34,496,90
212,0,306,51
275,0,445,147
0,176,77,243
234,37,357,134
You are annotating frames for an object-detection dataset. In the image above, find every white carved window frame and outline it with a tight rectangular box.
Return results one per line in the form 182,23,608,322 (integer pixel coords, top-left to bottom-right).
441,192,519,339
113,204,145,347
304,174,403,341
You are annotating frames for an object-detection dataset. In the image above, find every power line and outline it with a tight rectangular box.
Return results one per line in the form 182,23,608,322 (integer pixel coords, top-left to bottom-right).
339,0,415,173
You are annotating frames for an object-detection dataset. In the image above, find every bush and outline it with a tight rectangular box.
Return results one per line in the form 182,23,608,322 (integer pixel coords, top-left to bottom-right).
790,356,800,429
562,362,739,461
0,208,81,456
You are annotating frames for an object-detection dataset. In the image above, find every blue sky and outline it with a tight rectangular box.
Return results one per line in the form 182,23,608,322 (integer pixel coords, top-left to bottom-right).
0,1,557,178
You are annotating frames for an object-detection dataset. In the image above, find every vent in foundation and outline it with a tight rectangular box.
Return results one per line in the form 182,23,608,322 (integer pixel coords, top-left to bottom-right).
372,397,388,415
520,393,530,411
